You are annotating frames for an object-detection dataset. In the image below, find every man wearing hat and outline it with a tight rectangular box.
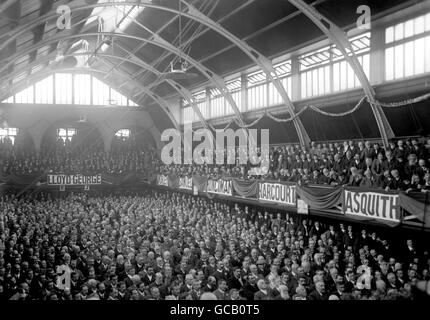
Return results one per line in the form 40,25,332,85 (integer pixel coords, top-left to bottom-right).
256,256,269,277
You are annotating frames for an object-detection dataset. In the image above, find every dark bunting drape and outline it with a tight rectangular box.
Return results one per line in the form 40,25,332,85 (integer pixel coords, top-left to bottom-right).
232,179,258,198
192,174,207,192
168,173,179,188
296,185,343,209
146,172,158,184
399,191,430,227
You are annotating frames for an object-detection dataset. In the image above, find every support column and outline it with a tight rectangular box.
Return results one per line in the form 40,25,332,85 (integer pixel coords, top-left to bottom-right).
241,74,247,113
370,25,385,86
95,123,115,153
291,55,301,104
288,0,394,147
26,119,49,154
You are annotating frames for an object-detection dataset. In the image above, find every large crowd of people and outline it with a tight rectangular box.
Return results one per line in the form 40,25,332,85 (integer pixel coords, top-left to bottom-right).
2,132,430,193
1,133,430,301
0,134,157,176
0,190,428,301
158,137,430,192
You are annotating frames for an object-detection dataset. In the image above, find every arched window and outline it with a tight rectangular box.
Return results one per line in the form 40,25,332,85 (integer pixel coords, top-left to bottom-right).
57,128,77,142
115,129,131,140
0,127,19,145
1,73,139,107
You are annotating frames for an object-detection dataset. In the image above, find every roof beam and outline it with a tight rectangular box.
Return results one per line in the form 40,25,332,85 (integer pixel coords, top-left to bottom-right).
104,13,243,129
0,1,310,146
288,0,394,147
0,0,18,15
0,30,245,130
195,0,327,66
117,0,257,91
107,0,224,86
0,66,179,132
110,42,210,130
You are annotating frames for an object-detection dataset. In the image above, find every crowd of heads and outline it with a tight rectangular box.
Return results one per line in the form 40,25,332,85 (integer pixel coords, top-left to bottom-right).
158,137,430,192
0,133,157,176
2,132,430,193
1,190,428,301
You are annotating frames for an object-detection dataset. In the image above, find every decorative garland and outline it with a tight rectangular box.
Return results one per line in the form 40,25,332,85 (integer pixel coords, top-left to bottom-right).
307,96,367,117
233,112,266,128
208,119,235,131
206,91,430,129
371,92,430,108
265,106,307,122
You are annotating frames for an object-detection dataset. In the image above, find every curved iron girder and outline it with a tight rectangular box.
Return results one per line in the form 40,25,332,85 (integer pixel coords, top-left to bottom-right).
110,42,210,130
288,0,394,147
0,66,180,131
3,67,162,150
0,31,243,131
0,0,17,15
0,50,210,130
1,0,311,145
0,2,244,129
97,51,211,132
108,18,210,130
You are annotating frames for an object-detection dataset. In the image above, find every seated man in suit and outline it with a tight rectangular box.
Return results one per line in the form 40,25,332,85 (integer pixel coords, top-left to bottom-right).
228,267,245,291
179,274,194,298
229,288,245,300
213,279,229,300
242,274,259,300
190,279,203,300
202,275,217,293
308,280,328,300
254,279,274,300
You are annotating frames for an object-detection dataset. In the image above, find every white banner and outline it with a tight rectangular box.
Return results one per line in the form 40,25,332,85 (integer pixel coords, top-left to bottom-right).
47,174,102,185
207,178,233,196
258,182,296,206
297,199,309,214
157,174,168,186
343,189,400,222
179,176,193,190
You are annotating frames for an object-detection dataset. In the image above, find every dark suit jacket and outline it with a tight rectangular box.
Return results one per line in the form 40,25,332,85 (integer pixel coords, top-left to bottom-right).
344,280,355,293
141,274,155,286
308,290,328,300
309,226,324,238
228,276,245,290
212,270,228,282
213,289,229,300
190,289,202,300
254,289,274,300
180,284,193,295
149,281,167,298
124,276,134,288
296,225,310,237
242,282,259,300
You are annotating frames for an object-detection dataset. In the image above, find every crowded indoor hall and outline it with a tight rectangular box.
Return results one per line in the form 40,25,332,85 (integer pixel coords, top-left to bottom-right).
0,0,430,303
